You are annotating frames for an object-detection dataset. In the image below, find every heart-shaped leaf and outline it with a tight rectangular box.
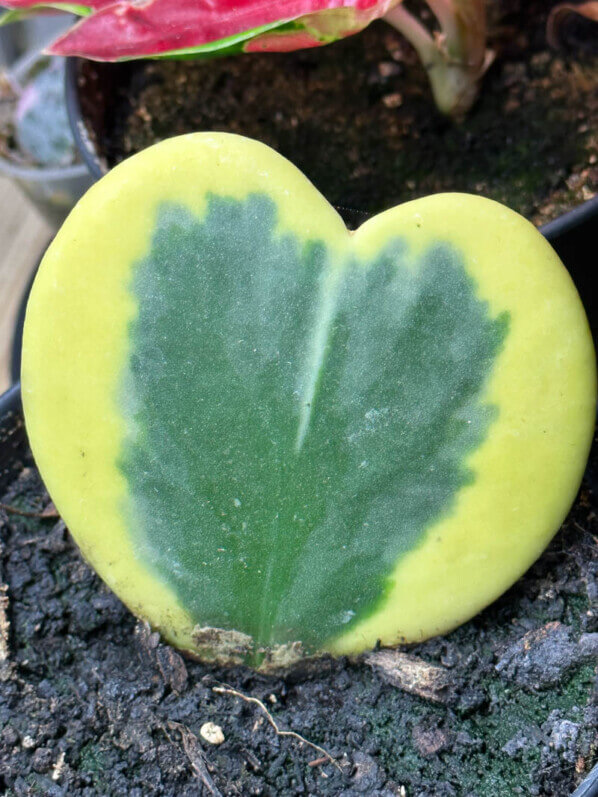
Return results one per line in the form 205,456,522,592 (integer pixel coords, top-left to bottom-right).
22,134,596,666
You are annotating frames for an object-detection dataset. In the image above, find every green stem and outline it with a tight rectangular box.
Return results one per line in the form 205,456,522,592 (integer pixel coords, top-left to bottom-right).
384,4,437,65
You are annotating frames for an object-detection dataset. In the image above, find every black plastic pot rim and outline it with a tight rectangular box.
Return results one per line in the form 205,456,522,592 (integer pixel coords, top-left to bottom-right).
0,383,21,418
65,57,106,183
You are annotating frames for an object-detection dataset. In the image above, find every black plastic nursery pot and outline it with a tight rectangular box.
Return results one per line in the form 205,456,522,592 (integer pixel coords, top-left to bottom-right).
0,385,28,496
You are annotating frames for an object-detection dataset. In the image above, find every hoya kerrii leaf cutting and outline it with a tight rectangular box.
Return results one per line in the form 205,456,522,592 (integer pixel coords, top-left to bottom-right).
21,133,596,668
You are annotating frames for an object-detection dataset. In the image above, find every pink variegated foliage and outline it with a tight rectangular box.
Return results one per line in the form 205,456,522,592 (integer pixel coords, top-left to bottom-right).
0,0,400,60
0,1,496,115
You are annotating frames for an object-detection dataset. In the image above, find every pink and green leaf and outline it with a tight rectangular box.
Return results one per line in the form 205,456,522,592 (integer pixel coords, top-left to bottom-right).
0,0,491,114
0,2,92,26
1,0,400,60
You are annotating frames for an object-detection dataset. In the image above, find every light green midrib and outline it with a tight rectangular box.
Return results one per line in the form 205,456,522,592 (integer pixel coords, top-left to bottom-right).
294,261,344,452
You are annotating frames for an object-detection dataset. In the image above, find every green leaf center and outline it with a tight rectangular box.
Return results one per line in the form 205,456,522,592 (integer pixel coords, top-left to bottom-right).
120,194,509,652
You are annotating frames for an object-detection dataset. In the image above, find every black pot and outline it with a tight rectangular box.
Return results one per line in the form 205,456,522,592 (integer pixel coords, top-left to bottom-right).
574,768,598,797
64,57,120,183
0,384,27,495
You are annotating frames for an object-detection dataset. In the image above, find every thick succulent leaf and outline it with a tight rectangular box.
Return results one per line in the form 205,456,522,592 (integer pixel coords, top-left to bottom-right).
43,0,399,61
22,134,596,666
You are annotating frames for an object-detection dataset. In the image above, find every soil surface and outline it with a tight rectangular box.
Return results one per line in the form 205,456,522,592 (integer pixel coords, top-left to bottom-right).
1,425,597,796
90,0,598,227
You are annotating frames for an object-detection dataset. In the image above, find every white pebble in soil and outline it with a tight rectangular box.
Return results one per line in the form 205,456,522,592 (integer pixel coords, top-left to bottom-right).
200,722,225,745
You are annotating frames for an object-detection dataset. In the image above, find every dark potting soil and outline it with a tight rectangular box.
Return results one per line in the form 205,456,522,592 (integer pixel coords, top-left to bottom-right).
92,0,598,227
0,428,597,796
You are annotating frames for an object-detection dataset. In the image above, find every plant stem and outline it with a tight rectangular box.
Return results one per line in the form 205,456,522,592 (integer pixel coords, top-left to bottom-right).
384,0,492,118
384,4,437,64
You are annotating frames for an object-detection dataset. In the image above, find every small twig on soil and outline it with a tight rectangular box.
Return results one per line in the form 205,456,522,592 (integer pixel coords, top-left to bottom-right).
308,755,329,767
165,720,223,797
212,683,341,771
0,501,59,519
